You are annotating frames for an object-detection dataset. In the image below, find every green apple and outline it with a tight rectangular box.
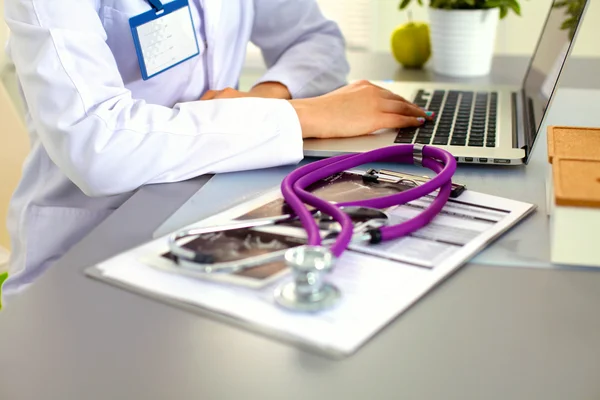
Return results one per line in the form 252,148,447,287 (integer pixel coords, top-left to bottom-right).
390,21,431,69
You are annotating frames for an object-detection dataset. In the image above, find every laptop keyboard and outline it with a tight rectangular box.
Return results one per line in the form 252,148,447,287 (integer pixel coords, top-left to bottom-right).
394,90,498,147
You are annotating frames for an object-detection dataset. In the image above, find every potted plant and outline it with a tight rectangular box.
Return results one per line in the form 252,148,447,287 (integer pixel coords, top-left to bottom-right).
552,0,585,39
539,0,585,97
397,0,522,77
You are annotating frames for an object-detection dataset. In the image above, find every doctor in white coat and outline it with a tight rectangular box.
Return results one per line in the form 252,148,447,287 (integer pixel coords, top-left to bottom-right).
2,0,431,300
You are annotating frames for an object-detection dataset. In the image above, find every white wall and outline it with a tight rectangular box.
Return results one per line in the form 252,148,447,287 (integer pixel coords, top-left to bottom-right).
0,0,7,67
0,0,29,254
0,76,29,253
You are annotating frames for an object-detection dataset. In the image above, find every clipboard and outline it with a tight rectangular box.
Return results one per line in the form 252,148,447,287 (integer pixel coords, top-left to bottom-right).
85,180,535,359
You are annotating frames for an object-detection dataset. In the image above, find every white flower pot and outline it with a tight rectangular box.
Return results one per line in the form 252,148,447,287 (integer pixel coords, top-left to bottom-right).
428,7,499,77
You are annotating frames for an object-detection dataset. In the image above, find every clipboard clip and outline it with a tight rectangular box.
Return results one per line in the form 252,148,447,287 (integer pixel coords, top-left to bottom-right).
362,168,467,198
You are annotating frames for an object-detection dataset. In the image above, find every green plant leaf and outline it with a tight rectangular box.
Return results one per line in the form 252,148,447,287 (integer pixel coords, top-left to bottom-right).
560,17,576,30
506,0,521,15
399,0,412,10
553,0,585,39
0,272,7,310
568,3,579,14
499,5,508,18
483,0,504,9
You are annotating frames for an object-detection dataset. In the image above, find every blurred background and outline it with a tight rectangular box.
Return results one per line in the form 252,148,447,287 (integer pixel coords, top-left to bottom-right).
244,0,600,67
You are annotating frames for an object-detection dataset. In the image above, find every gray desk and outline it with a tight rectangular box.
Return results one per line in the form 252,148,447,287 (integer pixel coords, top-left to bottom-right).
2,54,600,400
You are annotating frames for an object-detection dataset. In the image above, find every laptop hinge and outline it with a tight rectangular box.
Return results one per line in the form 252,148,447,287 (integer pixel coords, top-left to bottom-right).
522,89,537,163
513,90,535,163
511,92,521,149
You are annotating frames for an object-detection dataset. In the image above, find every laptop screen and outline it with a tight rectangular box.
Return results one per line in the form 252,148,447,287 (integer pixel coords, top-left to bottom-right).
522,0,588,139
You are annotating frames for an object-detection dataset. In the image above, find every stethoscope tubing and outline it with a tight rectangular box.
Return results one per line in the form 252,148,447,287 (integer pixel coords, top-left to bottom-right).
281,144,456,257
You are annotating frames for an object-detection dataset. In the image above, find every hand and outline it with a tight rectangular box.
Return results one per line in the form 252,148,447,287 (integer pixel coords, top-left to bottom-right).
200,82,291,101
289,80,434,139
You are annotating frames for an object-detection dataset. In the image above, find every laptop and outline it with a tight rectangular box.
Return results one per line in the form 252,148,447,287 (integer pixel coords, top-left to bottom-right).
303,0,590,165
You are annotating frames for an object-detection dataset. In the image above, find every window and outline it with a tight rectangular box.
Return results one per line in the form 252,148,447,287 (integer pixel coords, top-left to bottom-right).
244,0,374,68
317,0,374,51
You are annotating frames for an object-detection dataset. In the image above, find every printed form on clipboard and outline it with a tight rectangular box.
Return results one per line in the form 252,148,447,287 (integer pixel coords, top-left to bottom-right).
86,170,536,358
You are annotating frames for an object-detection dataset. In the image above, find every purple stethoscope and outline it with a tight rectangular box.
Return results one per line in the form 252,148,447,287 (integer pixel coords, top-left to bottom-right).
169,144,456,312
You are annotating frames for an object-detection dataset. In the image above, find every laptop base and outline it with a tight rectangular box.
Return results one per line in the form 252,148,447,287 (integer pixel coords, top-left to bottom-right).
303,81,525,165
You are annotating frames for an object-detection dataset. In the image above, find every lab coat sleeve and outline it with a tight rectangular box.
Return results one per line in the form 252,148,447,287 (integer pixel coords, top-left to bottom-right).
4,0,304,197
250,0,350,99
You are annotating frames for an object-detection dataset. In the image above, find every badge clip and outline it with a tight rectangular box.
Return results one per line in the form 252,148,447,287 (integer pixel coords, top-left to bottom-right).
148,0,164,12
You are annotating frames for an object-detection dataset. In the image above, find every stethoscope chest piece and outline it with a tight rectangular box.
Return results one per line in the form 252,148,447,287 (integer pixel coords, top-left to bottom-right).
274,245,341,312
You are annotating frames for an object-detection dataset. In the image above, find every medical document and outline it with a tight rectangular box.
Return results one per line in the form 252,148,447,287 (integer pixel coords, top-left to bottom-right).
88,173,535,358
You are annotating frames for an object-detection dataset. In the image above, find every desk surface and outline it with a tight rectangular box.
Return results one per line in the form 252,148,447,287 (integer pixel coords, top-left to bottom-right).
2,54,600,400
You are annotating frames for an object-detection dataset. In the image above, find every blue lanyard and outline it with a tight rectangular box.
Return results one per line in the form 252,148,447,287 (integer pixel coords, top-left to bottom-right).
147,0,164,11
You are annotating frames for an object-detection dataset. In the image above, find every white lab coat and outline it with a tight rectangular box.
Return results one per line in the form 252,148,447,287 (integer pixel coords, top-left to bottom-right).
2,0,349,299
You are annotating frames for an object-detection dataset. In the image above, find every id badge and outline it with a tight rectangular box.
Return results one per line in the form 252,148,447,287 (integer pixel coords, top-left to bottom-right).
130,0,200,80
